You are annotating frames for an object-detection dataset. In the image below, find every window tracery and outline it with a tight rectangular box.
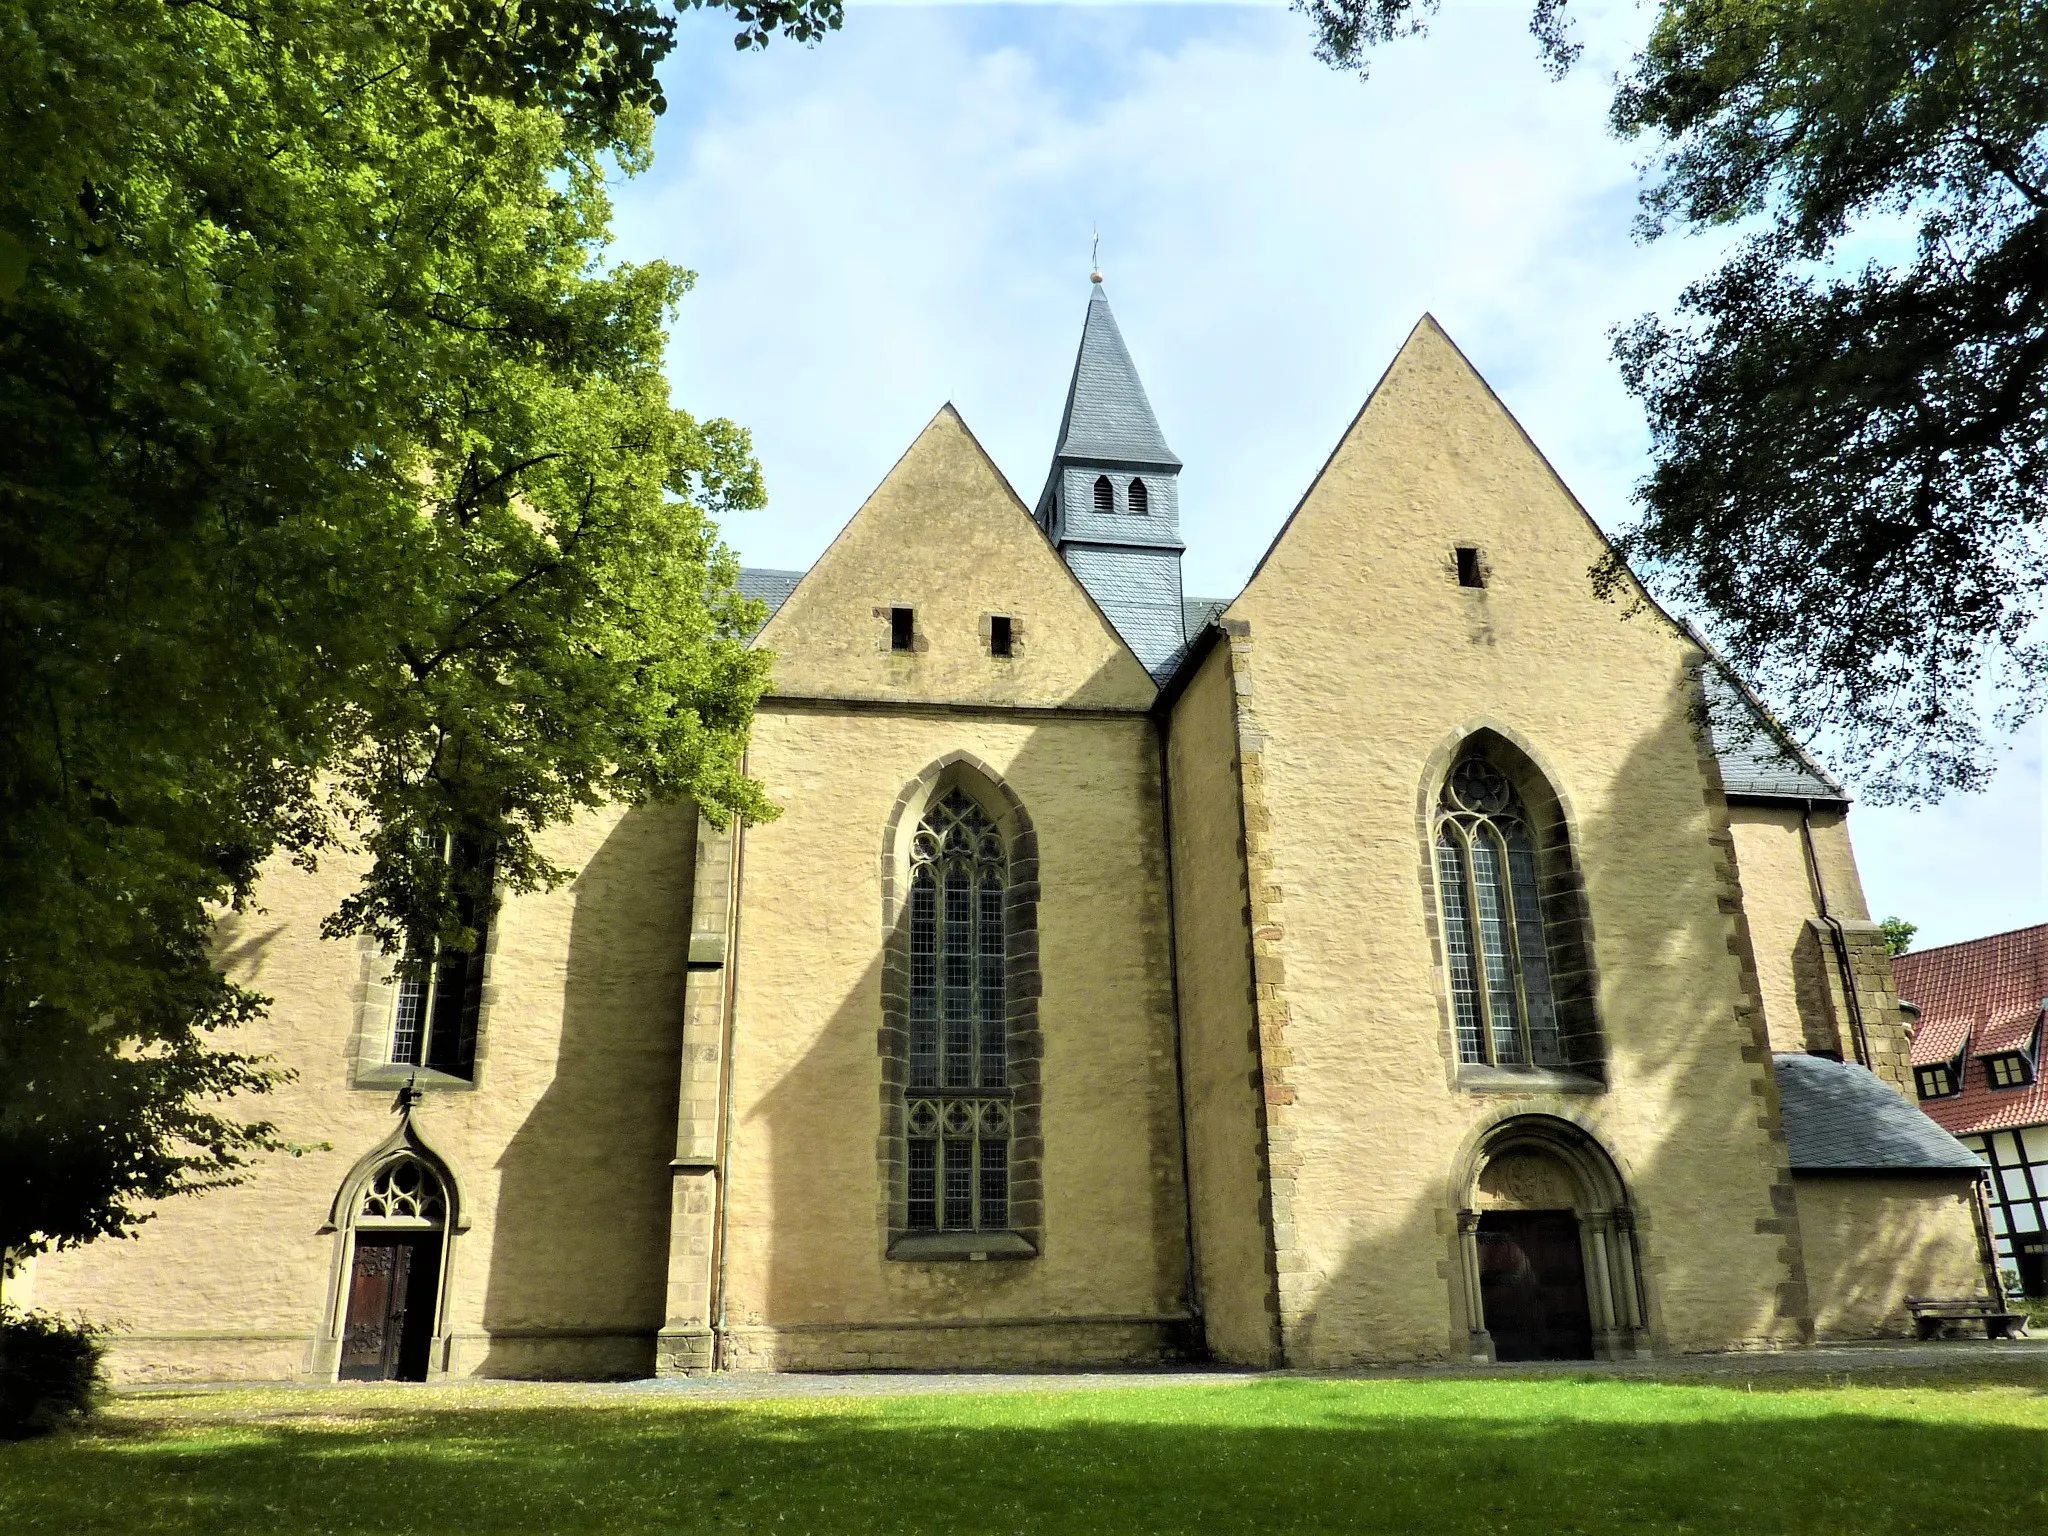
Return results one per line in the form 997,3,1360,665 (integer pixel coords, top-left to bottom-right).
357,1156,447,1227
906,789,1009,1232
1435,753,1563,1068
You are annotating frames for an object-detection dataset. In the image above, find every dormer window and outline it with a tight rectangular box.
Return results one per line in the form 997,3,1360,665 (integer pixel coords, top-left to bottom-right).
1093,475,1113,512
1987,1053,2033,1089
1128,478,1149,514
1915,1063,1957,1099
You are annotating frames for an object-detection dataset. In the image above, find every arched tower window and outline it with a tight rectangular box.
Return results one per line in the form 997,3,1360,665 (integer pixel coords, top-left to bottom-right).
1434,752,1566,1068
1093,473,1114,512
905,789,1009,1232
1128,477,1149,514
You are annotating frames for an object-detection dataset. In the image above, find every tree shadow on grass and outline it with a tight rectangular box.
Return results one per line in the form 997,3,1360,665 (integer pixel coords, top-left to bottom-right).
1,1379,2041,1536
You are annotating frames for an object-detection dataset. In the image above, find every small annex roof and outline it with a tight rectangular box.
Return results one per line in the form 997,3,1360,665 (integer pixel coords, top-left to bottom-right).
1049,282,1181,470
1688,625,1848,802
1898,923,2048,1137
1772,1053,1985,1172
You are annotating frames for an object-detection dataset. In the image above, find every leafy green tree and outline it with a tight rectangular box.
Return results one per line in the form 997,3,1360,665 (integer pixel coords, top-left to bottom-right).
1298,0,2047,802
1880,917,1919,958
0,0,835,1266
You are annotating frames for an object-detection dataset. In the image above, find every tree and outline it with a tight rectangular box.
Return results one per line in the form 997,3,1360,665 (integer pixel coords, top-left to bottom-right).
0,0,837,1266
1880,917,1919,958
1297,0,2048,803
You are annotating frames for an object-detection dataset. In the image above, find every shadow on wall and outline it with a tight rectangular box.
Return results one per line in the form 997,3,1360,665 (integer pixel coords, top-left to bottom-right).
739,696,1192,1365
1290,675,1801,1365
14,1383,2043,1534
1795,1173,1989,1340
477,804,696,1379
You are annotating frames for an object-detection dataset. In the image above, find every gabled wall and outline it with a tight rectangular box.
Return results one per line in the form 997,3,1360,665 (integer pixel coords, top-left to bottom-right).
1213,317,1806,1363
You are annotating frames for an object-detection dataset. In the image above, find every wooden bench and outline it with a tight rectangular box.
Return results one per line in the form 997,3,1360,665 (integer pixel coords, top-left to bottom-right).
1906,1296,2031,1340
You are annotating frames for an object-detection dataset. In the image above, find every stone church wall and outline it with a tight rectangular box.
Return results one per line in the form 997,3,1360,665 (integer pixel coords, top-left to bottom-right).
1793,1174,1986,1338
1724,805,1869,1056
1164,638,1279,1366
1214,318,1807,1366
715,703,1191,1369
28,801,697,1382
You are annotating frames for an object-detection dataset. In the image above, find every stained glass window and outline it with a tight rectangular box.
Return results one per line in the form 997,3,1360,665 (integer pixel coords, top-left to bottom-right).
1435,754,1564,1070
905,789,1010,1231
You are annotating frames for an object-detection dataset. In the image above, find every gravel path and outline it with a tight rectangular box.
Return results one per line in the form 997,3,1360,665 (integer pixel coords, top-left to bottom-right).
118,1339,2046,1404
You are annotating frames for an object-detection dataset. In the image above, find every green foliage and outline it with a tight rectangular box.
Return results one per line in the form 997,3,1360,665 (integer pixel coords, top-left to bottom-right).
1298,0,2047,802
0,1308,102,1439
0,1375,2041,1532
1603,0,2048,803
0,0,831,1262
1291,0,1582,78
1880,916,1918,957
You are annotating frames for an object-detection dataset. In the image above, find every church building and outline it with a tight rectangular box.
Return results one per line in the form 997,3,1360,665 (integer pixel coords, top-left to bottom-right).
19,281,2000,1379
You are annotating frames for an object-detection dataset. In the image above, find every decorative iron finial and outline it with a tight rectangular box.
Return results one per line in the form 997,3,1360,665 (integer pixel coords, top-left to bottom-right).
395,1072,423,1119
1090,227,1101,284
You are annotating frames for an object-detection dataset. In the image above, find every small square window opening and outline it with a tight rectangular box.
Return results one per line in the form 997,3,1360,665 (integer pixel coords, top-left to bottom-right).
1988,1053,2031,1089
1917,1065,1954,1099
1456,546,1486,589
890,607,915,652
989,616,1013,657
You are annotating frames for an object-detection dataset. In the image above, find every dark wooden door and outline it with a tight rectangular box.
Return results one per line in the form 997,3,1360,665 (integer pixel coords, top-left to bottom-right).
339,1236,440,1381
1477,1210,1594,1362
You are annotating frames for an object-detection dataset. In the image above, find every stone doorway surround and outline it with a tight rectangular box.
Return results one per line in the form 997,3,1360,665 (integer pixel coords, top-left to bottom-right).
1452,1114,1652,1363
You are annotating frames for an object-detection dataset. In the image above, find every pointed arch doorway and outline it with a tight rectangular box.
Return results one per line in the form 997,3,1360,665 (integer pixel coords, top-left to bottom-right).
1456,1117,1650,1362
337,1156,450,1381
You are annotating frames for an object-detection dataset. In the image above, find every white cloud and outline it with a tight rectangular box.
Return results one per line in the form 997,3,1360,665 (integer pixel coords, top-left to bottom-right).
614,0,2044,947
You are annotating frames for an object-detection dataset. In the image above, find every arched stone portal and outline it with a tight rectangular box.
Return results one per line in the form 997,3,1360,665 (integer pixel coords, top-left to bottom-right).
316,1112,467,1381
1454,1116,1650,1362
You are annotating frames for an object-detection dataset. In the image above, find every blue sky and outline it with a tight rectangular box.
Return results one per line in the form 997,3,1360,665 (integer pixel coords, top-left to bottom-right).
609,0,2046,950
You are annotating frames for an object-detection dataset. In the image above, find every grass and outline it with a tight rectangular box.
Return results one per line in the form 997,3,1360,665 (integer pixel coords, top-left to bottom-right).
1,1370,2043,1534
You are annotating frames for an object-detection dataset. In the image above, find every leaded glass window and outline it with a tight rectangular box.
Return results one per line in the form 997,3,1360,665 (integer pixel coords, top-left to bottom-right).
390,832,493,1079
1435,754,1563,1068
906,789,1009,1231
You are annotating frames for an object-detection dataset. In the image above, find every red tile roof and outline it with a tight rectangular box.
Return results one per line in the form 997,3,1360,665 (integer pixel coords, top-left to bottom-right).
1895,923,2048,1136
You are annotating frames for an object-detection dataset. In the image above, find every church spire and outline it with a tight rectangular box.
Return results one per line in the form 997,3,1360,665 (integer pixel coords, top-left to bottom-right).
1035,280,1187,679
1049,282,1181,472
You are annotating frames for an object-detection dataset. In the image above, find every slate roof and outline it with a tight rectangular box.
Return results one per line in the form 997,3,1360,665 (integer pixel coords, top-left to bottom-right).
1183,597,1230,636
1050,283,1181,470
1772,1053,1985,1172
736,567,805,641
1690,631,1847,802
1898,924,2048,1137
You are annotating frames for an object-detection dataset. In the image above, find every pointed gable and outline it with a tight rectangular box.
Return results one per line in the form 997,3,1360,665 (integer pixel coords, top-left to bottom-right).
758,406,1156,710
1229,315,1695,676
1052,284,1181,469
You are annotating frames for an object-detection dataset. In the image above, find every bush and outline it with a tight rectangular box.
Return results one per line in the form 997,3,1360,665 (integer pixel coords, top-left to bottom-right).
0,1307,103,1438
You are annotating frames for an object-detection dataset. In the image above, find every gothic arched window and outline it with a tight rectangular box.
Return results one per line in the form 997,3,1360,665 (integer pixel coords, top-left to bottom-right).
905,789,1009,1231
1128,477,1149,514
1435,753,1564,1068
1093,474,1114,512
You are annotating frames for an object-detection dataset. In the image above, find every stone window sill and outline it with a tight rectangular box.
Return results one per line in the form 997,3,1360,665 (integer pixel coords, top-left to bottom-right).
887,1231,1038,1262
353,1064,477,1093
1456,1064,1605,1095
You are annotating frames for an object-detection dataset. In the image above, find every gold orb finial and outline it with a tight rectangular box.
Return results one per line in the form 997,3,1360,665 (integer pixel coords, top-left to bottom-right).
1091,269,1102,284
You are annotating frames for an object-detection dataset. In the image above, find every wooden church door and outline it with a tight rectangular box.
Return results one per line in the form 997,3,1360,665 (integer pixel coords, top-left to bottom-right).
1477,1211,1595,1361
339,1236,441,1381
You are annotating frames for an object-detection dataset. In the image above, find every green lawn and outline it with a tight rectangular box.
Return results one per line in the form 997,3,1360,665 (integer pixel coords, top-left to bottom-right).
2,1373,2042,1534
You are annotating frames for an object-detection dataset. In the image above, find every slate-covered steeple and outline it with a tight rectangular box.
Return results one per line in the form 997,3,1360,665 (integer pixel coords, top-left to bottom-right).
1035,277,1187,678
